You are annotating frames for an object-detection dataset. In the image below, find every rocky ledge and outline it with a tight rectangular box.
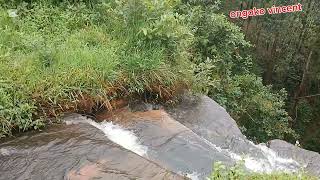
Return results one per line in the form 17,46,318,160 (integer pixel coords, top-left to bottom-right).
0,95,319,180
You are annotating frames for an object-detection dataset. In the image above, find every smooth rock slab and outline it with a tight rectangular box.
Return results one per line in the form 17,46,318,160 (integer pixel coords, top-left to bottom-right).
99,109,235,179
0,123,184,180
269,139,320,176
166,95,266,157
166,95,301,173
166,95,245,148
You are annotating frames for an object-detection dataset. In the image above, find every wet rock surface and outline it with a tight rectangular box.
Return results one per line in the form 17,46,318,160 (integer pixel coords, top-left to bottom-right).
101,109,235,179
1,95,319,180
166,95,244,148
0,121,184,180
166,96,245,144
166,95,301,173
268,139,320,176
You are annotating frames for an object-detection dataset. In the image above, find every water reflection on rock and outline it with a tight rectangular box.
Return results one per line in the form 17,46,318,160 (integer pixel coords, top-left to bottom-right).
0,123,184,180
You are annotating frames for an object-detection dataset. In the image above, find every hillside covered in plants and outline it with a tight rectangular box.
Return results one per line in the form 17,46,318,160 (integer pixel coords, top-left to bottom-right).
0,0,319,156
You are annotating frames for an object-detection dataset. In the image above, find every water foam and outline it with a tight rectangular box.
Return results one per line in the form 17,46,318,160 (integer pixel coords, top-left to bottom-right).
226,143,300,173
65,115,300,176
0,148,11,156
86,120,148,156
186,172,201,180
196,132,299,173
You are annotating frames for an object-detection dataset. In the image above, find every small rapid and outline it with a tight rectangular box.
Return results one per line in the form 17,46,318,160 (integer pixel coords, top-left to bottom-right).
226,143,300,173
66,117,148,157
197,134,300,173
79,115,301,180
86,120,148,157
0,118,184,180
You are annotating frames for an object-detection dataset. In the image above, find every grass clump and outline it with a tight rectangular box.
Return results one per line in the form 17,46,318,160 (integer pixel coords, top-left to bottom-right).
208,162,317,180
0,1,193,137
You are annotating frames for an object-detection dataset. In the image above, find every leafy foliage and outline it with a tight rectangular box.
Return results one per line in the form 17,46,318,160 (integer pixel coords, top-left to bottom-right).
208,162,317,180
181,2,296,142
219,0,320,151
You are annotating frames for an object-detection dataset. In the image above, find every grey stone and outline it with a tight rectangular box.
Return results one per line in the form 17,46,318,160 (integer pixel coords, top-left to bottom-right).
108,109,236,179
269,139,320,176
0,121,185,180
1,95,320,179
166,95,245,148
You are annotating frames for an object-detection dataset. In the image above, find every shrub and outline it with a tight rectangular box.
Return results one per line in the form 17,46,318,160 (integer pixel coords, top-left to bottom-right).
209,162,317,180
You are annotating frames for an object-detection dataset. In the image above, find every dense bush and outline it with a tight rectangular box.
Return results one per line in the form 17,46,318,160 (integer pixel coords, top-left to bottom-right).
180,3,296,142
217,0,320,152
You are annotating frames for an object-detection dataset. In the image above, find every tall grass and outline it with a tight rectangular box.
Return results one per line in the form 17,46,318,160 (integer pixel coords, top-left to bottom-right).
0,1,194,137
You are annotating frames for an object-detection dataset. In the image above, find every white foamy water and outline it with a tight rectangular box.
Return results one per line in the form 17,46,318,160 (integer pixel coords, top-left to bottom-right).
0,148,11,156
184,128,300,174
226,143,300,173
86,120,148,156
65,114,300,177
186,172,200,180
196,133,300,173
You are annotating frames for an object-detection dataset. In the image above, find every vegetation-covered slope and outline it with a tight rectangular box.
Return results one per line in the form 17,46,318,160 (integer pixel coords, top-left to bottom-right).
0,0,302,150
0,0,194,136
219,0,320,152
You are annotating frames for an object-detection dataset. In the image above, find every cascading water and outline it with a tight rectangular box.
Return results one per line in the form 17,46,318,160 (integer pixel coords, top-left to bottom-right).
198,135,300,173
86,120,148,157
1,95,317,180
76,117,302,180
227,144,300,173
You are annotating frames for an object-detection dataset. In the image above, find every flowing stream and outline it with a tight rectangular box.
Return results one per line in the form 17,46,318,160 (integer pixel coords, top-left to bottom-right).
75,115,300,180
1,95,314,180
